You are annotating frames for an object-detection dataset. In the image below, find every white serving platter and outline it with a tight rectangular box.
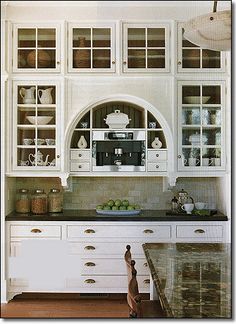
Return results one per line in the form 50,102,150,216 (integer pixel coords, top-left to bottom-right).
96,209,141,216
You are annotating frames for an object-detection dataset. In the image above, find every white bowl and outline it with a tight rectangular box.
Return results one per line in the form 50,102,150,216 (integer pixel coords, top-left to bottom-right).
184,96,210,104
27,116,53,125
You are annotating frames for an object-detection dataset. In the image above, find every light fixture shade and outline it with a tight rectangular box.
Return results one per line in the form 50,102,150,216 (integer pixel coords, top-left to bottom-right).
183,10,231,51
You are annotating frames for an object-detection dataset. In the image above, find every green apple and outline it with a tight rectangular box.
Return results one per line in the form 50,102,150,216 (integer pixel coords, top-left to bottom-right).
119,205,127,210
96,205,103,210
115,199,122,207
134,204,141,210
122,200,129,207
127,205,135,210
112,206,119,210
107,200,115,207
103,205,111,210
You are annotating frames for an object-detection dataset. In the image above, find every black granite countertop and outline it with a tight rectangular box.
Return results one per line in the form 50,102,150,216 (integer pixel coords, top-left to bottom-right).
5,209,228,221
142,243,231,318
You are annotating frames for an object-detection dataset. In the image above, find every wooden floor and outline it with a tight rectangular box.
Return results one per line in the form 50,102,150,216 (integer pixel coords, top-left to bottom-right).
1,293,130,318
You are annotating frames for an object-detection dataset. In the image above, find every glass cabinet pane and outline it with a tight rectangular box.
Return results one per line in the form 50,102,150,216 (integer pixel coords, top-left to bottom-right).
182,86,201,104
17,28,57,70
72,27,111,69
181,28,221,70
202,86,221,104
202,107,221,125
182,107,200,125
202,148,221,166
182,148,201,167
182,128,201,145
127,26,166,69
202,127,221,145
16,84,57,168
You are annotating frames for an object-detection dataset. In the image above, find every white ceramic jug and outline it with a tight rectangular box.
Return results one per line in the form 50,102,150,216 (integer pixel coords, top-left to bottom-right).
19,87,36,104
38,88,53,104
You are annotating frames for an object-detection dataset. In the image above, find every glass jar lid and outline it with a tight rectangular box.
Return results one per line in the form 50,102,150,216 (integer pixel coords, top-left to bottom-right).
34,189,44,194
50,188,60,193
19,189,29,193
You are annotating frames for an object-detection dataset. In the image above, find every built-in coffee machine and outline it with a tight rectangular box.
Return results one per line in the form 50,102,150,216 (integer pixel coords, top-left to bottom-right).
92,130,146,171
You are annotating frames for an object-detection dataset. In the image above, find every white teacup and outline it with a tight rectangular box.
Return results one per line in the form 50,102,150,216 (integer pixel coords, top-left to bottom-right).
45,138,55,145
202,158,213,166
213,158,221,166
195,202,207,210
23,138,33,145
181,203,194,214
188,158,200,166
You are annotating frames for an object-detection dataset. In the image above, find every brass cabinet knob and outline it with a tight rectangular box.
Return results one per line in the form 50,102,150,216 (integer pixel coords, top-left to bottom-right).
84,229,95,234
85,262,96,267
30,228,42,233
194,229,205,234
143,262,148,267
84,245,95,250
143,279,150,284
84,279,96,284
143,229,154,234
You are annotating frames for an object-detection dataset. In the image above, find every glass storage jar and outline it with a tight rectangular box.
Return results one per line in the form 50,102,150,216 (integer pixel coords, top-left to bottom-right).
16,189,30,213
31,189,47,214
48,188,63,213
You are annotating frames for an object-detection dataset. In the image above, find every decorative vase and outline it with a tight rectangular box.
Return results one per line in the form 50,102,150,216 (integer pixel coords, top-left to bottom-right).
151,137,162,149
74,37,90,68
77,135,87,149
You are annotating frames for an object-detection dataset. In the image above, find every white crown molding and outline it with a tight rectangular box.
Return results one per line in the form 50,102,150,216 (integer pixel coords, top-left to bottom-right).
4,1,232,9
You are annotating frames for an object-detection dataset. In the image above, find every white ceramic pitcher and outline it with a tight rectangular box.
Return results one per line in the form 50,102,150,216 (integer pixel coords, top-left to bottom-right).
38,88,53,104
28,150,49,166
19,87,36,104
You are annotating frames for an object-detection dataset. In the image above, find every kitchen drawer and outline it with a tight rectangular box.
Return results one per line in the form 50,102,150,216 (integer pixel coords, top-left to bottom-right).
80,258,149,275
67,224,171,239
66,275,150,290
147,150,167,161
176,225,223,239
10,225,61,238
70,162,90,172
70,149,90,160
147,161,167,172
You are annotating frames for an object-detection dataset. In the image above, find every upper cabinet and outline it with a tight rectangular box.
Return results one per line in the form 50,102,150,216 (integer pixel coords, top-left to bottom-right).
122,23,170,72
177,81,226,172
12,80,61,171
12,23,61,73
177,25,225,72
68,23,116,73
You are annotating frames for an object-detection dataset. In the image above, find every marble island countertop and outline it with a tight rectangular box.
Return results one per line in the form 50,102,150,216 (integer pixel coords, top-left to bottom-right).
142,243,231,318
5,209,228,221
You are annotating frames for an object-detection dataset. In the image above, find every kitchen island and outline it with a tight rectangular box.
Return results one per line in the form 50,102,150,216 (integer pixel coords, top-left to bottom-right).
143,243,231,318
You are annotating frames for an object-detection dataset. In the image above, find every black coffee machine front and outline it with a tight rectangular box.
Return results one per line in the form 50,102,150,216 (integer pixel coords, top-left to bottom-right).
92,131,146,171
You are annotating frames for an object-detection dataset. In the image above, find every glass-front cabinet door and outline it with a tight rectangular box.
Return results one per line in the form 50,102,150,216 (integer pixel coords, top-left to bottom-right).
12,23,61,72
13,81,61,170
68,23,115,72
123,23,170,72
178,81,225,171
177,25,225,72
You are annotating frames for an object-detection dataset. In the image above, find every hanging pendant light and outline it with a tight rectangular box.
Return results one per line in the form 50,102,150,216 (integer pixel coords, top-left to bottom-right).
183,1,231,51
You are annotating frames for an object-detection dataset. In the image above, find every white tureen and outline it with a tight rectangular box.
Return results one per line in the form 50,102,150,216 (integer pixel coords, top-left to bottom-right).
104,110,131,129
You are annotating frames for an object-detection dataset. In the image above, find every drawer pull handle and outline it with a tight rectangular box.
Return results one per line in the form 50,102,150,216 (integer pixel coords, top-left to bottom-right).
84,229,95,234
143,229,154,234
84,246,95,250
30,228,42,233
143,279,150,284
85,262,96,267
156,154,159,157
143,262,148,267
78,165,82,169
194,229,205,234
84,279,96,284
79,154,82,157
156,165,159,169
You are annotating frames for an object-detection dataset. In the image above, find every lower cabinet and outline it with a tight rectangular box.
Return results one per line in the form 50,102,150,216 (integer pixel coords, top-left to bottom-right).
6,220,228,300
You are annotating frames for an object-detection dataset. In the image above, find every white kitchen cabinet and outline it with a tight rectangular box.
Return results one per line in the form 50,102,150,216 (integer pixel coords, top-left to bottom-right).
177,24,226,73
12,80,62,171
12,23,61,73
122,22,170,73
6,220,228,301
177,81,226,172
67,22,116,73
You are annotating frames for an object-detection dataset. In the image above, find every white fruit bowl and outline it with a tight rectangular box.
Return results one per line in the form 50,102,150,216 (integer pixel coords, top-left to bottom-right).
184,96,210,104
27,116,53,125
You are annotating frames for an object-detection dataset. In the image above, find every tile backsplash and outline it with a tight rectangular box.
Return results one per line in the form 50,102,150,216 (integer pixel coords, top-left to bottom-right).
15,176,218,210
